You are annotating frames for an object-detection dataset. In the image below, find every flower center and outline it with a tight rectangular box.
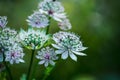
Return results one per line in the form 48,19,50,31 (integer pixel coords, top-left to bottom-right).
48,10,53,15
35,21,40,25
11,53,16,57
44,53,50,60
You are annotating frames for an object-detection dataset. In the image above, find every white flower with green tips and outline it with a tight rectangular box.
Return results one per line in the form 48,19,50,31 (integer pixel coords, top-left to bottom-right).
39,0,66,22
5,43,25,64
52,31,87,61
0,16,8,28
0,28,17,50
18,28,51,50
26,11,49,28
36,47,58,67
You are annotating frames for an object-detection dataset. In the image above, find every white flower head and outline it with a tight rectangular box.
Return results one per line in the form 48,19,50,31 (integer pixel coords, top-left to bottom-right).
26,11,49,28
18,28,51,50
36,47,58,67
0,16,8,28
0,28,17,50
39,0,66,22
58,18,72,30
5,43,25,64
52,31,87,61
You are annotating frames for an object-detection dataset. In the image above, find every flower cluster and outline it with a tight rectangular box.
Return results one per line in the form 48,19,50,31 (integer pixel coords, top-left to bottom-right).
26,11,49,28
39,0,66,22
36,47,58,67
0,0,88,80
5,44,24,64
18,28,51,50
52,31,87,61
27,0,72,30
0,16,25,64
0,1,87,79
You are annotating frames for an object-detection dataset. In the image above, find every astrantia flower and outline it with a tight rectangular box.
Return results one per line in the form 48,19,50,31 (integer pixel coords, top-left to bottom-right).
0,16,7,28
26,11,49,28
0,28,17,50
39,0,66,22
36,47,58,67
5,43,24,64
58,18,72,30
52,31,87,61
18,28,51,50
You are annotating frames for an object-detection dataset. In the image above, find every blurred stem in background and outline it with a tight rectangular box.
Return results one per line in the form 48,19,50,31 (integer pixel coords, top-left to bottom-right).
3,52,13,80
26,50,35,80
42,66,54,80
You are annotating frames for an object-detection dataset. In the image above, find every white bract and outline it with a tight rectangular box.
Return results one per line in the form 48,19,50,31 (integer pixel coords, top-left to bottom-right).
58,18,72,30
5,43,25,64
39,0,66,22
26,11,49,28
36,47,58,67
18,28,51,50
0,16,7,28
52,31,87,61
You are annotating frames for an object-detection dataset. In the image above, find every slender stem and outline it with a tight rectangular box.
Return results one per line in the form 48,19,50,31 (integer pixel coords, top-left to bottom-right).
3,52,13,80
42,74,48,80
42,66,54,80
26,50,35,80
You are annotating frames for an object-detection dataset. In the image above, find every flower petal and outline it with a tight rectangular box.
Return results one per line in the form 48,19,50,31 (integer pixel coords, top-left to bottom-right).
44,61,49,67
49,60,55,66
72,51,87,56
19,59,25,63
69,52,77,61
61,51,68,60
55,50,65,54
38,60,45,64
52,44,62,49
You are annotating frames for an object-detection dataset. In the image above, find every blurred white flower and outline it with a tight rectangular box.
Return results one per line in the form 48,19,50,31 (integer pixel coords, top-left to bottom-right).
18,28,51,50
39,0,66,22
26,11,49,28
36,47,58,67
52,31,87,61
0,28,17,50
0,16,8,28
58,18,72,30
5,43,25,64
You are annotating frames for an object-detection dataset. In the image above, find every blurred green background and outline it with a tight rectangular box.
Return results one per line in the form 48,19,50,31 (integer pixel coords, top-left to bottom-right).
0,0,120,80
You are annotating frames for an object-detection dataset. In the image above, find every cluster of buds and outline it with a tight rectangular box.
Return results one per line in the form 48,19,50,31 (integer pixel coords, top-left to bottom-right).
18,28,51,50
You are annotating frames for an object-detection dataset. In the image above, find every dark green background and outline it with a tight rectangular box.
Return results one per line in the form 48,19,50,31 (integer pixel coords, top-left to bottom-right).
0,0,120,80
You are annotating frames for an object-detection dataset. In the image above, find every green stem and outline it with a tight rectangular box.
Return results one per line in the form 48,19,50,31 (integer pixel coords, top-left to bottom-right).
3,52,13,80
26,50,35,80
42,66,54,80
46,17,51,34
